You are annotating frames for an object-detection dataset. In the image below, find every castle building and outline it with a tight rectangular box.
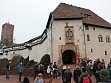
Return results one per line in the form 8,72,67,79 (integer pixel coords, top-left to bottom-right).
0,3,111,65
1,23,14,46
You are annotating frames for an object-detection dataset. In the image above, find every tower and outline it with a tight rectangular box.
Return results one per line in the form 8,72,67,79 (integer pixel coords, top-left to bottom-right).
1,23,14,46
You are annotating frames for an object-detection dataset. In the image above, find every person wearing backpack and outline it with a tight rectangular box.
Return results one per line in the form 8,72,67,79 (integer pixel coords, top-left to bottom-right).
64,66,72,83
79,67,92,83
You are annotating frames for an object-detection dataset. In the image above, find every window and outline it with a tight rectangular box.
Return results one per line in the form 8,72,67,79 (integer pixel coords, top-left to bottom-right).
98,35,103,42
105,51,107,55
106,35,110,43
70,31,73,37
87,34,90,41
66,30,73,38
91,49,93,52
59,37,61,40
85,25,89,30
66,31,69,37
84,14,91,19
93,27,95,30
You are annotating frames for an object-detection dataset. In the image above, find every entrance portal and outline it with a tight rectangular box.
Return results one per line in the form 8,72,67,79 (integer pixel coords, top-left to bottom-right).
62,50,76,64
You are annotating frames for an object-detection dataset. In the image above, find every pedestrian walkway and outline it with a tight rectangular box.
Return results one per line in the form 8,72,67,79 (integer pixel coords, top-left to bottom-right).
0,75,34,83
0,75,96,83
0,64,96,83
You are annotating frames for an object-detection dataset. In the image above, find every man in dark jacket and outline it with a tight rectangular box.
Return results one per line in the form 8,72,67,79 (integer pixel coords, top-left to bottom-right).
6,62,11,79
62,65,67,83
64,66,72,83
53,62,58,79
73,65,81,83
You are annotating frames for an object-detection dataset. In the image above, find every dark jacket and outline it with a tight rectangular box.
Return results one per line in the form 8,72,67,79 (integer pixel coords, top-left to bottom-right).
64,69,72,83
6,64,10,71
107,67,111,81
73,69,81,83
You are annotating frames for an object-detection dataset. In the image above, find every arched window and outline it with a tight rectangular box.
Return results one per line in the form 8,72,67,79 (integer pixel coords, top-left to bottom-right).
98,34,103,42
87,34,90,41
106,35,110,42
66,31,69,37
70,31,73,37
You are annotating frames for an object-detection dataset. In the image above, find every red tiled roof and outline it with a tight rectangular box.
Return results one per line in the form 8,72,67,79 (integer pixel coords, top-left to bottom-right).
51,3,111,28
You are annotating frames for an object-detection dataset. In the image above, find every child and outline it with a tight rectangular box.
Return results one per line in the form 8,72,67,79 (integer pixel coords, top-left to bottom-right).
34,73,44,83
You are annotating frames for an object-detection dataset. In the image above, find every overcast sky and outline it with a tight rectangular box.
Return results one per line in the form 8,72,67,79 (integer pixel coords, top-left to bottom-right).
0,0,111,43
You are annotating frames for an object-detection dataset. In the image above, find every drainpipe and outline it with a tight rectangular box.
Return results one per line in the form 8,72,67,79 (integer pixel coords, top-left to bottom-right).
50,14,53,63
83,25,87,59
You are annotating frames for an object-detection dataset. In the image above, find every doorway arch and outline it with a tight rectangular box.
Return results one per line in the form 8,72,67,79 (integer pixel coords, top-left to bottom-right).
62,50,76,64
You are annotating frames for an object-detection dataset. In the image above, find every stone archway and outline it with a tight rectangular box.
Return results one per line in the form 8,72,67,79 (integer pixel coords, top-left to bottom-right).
62,50,76,64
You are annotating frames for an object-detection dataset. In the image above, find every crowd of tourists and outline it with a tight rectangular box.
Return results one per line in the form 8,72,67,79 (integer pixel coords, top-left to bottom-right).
45,58,111,83
5,58,111,83
61,58,111,83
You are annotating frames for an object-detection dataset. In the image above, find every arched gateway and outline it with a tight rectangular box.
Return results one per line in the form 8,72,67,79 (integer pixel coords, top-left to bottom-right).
62,50,76,64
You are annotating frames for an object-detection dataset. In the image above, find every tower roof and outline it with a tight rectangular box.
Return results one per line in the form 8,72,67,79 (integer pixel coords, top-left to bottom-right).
51,3,111,28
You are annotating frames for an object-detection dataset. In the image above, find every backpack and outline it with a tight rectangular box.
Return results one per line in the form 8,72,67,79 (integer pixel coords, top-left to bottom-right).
47,66,50,74
83,76,90,83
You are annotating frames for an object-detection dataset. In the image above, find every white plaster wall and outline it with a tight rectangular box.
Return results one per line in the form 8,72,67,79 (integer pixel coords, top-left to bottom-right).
51,19,84,62
85,26,111,64
29,37,50,62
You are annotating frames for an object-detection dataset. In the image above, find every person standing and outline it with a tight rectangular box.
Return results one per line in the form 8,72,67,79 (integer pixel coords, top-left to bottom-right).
18,62,23,82
64,66,72,83
6,61,11,79
34,73,44,83
49,63,53,83
33,63,39,79
62,65,67,83
53,62,58,79
73,65,81,83
79,67,92,83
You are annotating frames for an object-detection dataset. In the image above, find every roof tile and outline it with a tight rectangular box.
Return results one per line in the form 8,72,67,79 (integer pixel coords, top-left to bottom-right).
52,3,111,28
